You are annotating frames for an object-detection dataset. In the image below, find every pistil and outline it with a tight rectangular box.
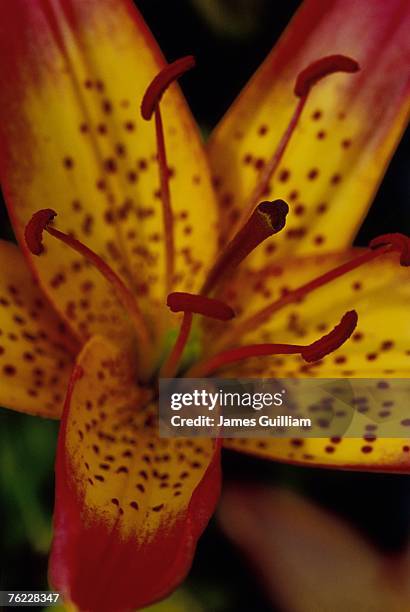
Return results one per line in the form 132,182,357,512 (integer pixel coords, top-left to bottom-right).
202,199,289,295
186,310,357,377
232,55,359,236
25,209,151,348
141,56,195,296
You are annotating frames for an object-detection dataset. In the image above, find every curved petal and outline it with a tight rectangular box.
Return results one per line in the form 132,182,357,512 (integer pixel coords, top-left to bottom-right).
212,250,410,472
210,251,410,378
50,336,221,611
224,431,410,473
0,0,218,346
219,486,410,611
207,0,410,259
0,240,75,417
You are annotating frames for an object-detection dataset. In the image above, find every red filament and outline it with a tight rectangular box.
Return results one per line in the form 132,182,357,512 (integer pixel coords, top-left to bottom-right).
141,57,195,296
232,55,359,237
187,310,358,377
24,210,151,347
221,234,408,345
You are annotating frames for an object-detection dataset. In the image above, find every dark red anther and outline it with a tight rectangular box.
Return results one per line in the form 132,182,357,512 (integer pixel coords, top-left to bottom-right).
301,310,358,363
202,199,289,295
141,56,196,120
369,233,410,266
24,208,57,255
167,292,235,321
294,55,360,97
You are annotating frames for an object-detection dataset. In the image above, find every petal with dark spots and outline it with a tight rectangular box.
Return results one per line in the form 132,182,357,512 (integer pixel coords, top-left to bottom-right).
208,0,410,260
0,0,218,348
50,335,221,611
0,240,75,418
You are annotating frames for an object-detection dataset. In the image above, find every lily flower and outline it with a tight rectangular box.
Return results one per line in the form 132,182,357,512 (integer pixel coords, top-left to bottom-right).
0,0,408,610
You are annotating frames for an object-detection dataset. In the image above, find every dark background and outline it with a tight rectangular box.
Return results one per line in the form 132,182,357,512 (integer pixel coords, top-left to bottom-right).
0,1,409,611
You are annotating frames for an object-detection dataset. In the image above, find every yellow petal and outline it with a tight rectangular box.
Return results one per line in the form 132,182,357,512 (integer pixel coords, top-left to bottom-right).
223,436,410,472
210,250,410,378
0,0,218,347
207,0,410,260
50,335,220,611
214,250,410,471
0,240,74,417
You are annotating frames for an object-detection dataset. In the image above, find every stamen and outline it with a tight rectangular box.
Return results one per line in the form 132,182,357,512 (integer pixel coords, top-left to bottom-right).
141,56,196,120
25,210,151,347
233,54,360,236
186,310,357,377
370,233,410,266
141,56,195,296
161,292,235,378
294,55,360,97
301,310,357,362
25,208,56,255
220,233,409,344
167,292,235,321
202,199,289,295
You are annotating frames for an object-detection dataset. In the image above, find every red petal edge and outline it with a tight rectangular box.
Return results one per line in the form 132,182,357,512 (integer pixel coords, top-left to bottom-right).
49,364,222,612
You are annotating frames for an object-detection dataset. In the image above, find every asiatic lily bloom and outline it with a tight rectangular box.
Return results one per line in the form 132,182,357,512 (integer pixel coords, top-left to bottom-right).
0,0,409,610
220,485,410,612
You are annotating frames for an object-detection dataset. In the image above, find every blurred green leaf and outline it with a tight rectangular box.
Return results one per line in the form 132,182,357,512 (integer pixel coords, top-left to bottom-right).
0,408,58,553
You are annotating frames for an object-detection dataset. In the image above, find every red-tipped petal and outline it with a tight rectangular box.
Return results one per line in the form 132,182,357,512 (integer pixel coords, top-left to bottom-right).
0,0,218,348
208,0,410,257
50,336,221,611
